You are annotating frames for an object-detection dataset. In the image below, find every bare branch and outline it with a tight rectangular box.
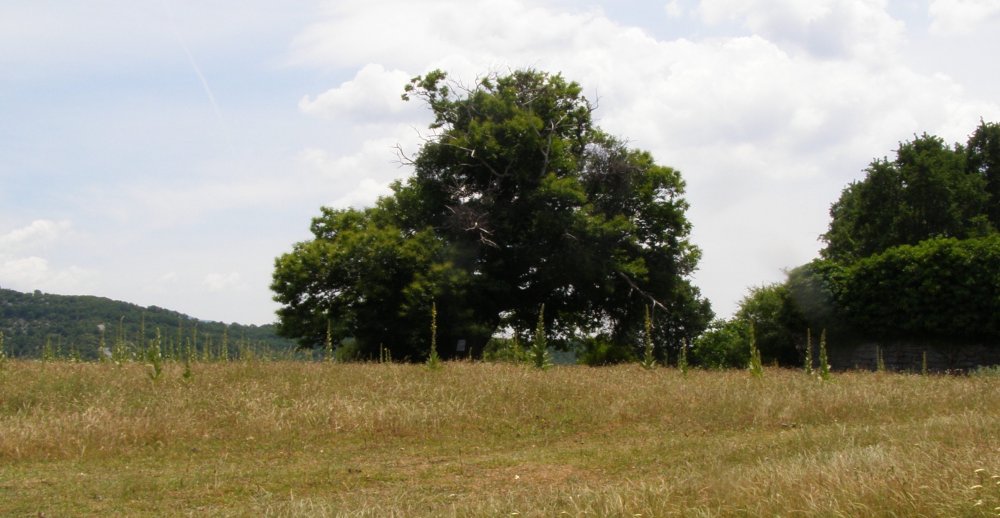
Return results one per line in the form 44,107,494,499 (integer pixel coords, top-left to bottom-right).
616,271,669,312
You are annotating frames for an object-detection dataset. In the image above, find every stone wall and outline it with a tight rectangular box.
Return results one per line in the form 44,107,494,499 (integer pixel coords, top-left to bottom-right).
820,341,1000,372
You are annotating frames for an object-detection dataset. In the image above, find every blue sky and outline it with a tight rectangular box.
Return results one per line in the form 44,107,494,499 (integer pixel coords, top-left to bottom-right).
2,0,998,325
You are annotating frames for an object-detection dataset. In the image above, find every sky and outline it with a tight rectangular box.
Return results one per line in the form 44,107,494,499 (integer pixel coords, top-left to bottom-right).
2,0,999,326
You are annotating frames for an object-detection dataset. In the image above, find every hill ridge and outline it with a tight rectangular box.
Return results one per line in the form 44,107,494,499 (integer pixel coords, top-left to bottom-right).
0,287,293,359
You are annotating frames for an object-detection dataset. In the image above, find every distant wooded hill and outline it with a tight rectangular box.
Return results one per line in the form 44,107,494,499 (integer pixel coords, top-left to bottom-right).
0,288,295,359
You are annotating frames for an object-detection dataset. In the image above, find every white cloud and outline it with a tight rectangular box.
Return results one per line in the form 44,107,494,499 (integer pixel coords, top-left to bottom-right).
0,256,97,294
329,178,395,209
0,219,72,252
697,0,904,61
289,0,612,74
297,123,424,209
665,1,684,18
929,0,1000,33
0,220,95,294
203,272,243,292
299,63,418,122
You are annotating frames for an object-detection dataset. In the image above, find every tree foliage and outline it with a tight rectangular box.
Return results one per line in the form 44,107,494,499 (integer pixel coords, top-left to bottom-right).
780,121,1000,347
791,235,1000,342
689,283,806,368
272,69,712,361
822,126,998,263
0,287,291,359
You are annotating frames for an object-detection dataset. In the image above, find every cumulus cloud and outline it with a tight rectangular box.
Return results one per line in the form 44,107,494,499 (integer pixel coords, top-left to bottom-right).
0,256,97,294
929,0,1000,34
299,63,418,122
297,147,398,208
297,121,426,208
697,0,904,61
289,0,611,74
0,220,96,293
0,219,72,252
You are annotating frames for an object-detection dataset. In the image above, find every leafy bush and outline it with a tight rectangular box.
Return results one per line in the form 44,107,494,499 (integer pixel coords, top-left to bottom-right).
789,235,1000,343
734,284,805,365
575,334,636,366
483,337,527,363
842,235,1000,340
690,320,749,369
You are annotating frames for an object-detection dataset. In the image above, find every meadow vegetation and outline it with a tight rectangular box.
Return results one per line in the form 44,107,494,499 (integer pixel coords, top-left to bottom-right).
1,360,998,516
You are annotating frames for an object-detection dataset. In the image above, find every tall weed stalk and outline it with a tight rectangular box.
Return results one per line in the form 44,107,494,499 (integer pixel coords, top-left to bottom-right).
640,305,656,370
678,338,689,375
147,328,163,380
530,304,553,370
804,328,814,375
818,329,831,380
748,322,763,378
426,302,441,370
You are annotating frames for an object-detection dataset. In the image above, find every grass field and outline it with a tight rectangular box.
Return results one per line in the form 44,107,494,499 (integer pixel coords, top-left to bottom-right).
1,361,998,516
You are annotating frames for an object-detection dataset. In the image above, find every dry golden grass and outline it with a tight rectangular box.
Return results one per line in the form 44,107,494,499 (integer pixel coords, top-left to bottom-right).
1,361,998,516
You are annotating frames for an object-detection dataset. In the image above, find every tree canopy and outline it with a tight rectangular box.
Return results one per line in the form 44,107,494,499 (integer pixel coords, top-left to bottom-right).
691,121,1000,368
272,69,712,361
822,122,1000,263
788,121,1000,346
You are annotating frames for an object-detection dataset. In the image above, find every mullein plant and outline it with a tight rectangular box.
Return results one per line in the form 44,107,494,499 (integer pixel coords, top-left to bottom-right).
0,330,6,370
511,334,526,363
804,328,814,376
530,304,553,370
426,302,442,369
324,319,334,363
182,336,194,379
113,316,127,364
818,329,831,380
876,345,886,373
748,322,764,378
97,323,108,363
42,336,55,362
147,328,164,380
640,305,657,370
180,347,194,380
678,338,689,375
221,325,229,362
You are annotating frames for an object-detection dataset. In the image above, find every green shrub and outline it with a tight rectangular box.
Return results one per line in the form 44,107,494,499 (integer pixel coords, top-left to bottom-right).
691,319,749,369
576,334,636,366
483,336,527,363
843,235,1000,340
734,284,805,365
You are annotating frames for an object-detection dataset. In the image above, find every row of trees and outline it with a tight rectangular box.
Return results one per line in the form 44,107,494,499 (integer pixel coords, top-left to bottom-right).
700,121,1000,367
272,69,712,361
272,66,999,367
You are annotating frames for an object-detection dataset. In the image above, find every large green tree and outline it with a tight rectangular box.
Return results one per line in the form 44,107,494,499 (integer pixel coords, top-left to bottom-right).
272,69,712,360
822,132,991,262
785,122,1000,346
966,120,1000,229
